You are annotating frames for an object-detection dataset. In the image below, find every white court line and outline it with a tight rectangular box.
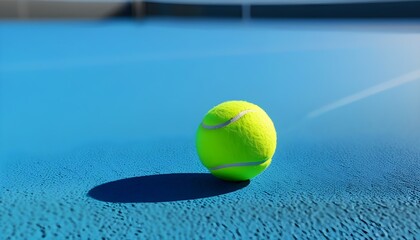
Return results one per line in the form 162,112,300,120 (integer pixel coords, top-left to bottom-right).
0,47,314,72
0,42,364,72
307,69,420,118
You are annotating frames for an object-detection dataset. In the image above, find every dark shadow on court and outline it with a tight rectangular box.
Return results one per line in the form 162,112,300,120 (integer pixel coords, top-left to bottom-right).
88,173,249,203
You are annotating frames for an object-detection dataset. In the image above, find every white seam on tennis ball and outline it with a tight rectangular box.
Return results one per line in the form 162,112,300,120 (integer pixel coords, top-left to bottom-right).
209,159,269,171
201,109,255,130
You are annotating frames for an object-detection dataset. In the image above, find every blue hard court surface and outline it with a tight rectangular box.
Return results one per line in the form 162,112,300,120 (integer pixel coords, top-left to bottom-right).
0,20,420,239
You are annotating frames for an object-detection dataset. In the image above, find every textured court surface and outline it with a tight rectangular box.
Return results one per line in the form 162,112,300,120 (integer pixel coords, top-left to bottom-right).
1,20,420,239
2,139,419,239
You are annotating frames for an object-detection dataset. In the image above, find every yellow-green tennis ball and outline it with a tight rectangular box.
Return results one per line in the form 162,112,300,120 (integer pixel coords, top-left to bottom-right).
196,100,277,181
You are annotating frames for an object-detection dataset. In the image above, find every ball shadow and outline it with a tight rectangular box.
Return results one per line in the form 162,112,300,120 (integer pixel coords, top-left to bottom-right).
88,173,249,203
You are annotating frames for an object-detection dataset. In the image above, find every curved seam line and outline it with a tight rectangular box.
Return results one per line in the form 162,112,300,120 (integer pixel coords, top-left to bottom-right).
201,109,255,130
209,159,270,171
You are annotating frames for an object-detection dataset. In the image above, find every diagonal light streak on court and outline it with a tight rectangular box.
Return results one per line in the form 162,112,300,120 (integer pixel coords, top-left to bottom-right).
307,69,420,118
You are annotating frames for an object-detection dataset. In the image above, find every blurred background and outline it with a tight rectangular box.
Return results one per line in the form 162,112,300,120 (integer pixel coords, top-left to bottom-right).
1,0,420,19
1,0,420,154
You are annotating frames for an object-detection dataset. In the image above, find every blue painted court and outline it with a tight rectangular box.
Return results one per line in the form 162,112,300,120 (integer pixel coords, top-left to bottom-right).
1,19,419,238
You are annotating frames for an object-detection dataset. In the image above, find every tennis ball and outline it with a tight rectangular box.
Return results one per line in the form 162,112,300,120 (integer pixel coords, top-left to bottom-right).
196,100,277,181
